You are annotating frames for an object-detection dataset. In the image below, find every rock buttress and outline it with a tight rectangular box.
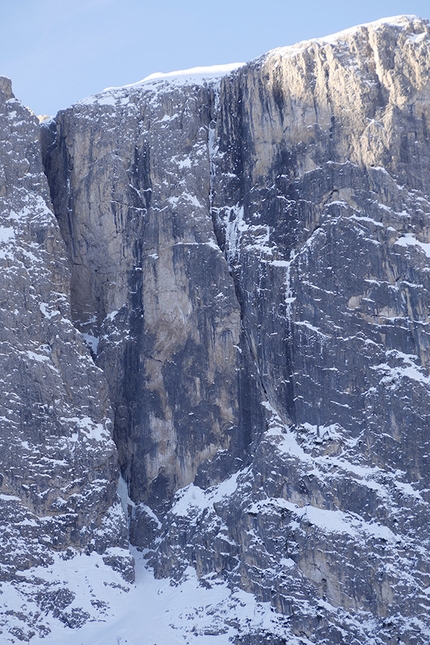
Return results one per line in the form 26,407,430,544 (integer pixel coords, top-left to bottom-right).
0,79,133,642
42,72,264,523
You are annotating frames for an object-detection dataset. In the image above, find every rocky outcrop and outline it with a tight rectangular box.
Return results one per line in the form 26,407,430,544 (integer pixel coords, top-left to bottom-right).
1,13,430,645
42,66,266,516
0,78,133,642
164,16,430,643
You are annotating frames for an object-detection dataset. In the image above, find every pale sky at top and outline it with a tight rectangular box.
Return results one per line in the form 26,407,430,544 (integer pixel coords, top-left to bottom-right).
1,0,429,116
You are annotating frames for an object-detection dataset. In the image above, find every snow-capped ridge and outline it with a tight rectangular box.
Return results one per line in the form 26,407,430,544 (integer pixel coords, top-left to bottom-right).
118,62,245,89
266,14,427,59
77,62,245,107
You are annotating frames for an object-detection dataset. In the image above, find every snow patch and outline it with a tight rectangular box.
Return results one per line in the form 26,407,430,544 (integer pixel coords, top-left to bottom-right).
114,63,245,90
171,471,241,518
395,233,430,258
249,497,396,542
26,550,301,645
39,302,60,319
0,226,15,244
82,332,99,354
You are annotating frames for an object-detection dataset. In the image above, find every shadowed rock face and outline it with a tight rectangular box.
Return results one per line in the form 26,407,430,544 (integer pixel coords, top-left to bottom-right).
42,72,266,512
0,78,133,640
38,14,430,644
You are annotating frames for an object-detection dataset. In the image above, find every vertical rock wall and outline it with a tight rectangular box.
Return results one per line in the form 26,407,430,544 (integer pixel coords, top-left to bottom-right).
212,15,430,474
40,15,430,644
0,78,132,641
42,70,266,523
162,17,430,643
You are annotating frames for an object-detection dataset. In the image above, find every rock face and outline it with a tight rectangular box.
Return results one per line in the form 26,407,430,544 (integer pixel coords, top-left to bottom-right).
0,78,133,642
2,13,430,645
147,18,430,642
42,65,266,516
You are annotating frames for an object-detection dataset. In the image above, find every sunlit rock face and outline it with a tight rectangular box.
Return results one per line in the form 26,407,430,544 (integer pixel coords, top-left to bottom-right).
145,17,430,643
39,15,430,644
209,14,430,490
0,77,133,641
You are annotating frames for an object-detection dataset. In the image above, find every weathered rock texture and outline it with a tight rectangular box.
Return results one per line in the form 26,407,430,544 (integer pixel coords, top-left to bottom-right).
0,78,133,642
42,67,266,514
147,18,430,642
4,12,430,645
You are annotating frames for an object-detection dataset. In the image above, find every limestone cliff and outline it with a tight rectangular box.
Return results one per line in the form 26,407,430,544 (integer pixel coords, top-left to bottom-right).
150,17,430,643
0,77,133,642
1,13,430,645
42,65,266,517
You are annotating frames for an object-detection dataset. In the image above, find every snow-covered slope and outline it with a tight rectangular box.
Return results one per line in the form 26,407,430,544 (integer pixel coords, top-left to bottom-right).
24,549,303,645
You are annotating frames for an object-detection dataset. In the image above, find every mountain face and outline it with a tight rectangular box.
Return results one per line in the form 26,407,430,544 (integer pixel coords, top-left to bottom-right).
0,77,134,641
1,14,430,645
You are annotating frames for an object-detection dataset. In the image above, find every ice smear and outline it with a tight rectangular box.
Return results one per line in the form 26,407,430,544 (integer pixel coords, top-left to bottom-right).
117,474,135,516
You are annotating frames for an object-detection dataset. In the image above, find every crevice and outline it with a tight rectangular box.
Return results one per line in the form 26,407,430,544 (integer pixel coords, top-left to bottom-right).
206,83,286,454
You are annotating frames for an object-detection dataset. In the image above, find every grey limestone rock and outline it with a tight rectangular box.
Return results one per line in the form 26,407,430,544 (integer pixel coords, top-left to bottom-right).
149,16,430,643
42,68,265,514
3,12,430,645
0,79,133,641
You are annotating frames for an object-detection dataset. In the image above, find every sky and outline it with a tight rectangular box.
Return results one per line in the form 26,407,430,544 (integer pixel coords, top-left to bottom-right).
0,0,429,116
